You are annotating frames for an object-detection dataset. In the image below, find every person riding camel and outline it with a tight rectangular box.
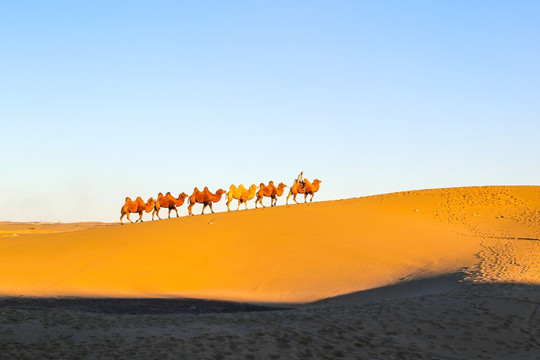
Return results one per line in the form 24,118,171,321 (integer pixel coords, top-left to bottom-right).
297,171,305,190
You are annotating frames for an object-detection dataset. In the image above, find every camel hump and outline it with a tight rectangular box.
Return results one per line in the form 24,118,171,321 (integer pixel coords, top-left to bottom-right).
125,196,131,202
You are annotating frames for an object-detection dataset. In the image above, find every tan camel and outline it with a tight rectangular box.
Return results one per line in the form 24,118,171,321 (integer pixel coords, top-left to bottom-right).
226,184,257,211
153,192,188,220
303,178,322,202
188,187,226,215
120,196,156,224
286,179,307,205
255,181,287,208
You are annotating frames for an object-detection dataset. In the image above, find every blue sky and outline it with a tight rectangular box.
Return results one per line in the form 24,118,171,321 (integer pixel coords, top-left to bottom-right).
1,1,539,222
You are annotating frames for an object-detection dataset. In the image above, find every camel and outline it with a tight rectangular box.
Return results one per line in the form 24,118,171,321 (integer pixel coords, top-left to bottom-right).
120,196,156,224
303,178,322,202
286,179,307,205
226,184,257,211
188,187,226,215
255,181,287,208
153,192,188,220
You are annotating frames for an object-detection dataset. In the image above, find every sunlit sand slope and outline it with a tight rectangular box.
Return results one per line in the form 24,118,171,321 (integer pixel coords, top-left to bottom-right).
0,222,111,237
0,186,538,303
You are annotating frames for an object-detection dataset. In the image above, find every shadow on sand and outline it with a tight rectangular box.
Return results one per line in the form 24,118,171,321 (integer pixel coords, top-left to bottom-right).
0,297,287,315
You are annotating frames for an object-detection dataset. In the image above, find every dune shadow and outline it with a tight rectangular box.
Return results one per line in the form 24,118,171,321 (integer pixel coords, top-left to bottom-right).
309,272,468,307
308,272,540,309
0,297,289,315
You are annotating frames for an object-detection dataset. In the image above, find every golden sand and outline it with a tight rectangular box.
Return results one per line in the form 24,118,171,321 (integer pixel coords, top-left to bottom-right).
1,186,540,359
1,186,538,303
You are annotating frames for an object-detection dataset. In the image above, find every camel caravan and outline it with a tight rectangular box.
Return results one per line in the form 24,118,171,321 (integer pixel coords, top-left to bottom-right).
120,172,321,224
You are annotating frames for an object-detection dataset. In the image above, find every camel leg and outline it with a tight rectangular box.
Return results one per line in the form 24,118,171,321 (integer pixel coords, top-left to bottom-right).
310,194,314,202
201,203,207,215
188,203,194,216
168,208,172,219
209,202,214,213
293,193,299,204
304,193,308,203
226,197,231,211
237,200,241,211
153,209,161,221
127,212,134,224
137,211,144,222
120,213,125,225
174,207,179,217
244,200,248,210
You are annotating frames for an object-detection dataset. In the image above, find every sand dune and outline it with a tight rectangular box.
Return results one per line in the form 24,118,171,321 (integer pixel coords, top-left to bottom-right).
1,186,540,359
1,186,539,303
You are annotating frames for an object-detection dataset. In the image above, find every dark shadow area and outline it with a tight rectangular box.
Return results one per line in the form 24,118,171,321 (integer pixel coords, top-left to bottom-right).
309,272,468,306
0,297,289,315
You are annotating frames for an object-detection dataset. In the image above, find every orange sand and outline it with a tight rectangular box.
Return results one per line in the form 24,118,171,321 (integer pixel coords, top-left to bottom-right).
0,186,538,303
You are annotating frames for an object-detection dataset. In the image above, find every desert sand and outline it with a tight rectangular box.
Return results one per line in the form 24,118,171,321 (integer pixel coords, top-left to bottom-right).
1,186,539,359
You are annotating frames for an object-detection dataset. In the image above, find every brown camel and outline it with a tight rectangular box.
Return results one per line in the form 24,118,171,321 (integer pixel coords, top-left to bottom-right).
303,178,322,202
188,187,226,215
153,192,188,220
286,179,307,205
226,184,257,211
120,196,156,224
255,181,287,208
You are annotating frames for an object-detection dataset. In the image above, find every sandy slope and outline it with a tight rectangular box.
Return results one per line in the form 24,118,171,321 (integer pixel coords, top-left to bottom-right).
1,186,538,303
1,186,540,359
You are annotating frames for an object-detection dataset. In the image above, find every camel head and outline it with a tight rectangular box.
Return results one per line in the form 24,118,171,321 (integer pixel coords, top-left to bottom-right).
179,192,188,199
216,189,226,196
144,197,156,212
313,179,321,185
278,182,287,189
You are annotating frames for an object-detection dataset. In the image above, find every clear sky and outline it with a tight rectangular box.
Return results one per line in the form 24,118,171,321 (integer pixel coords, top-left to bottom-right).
1,1,539,222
